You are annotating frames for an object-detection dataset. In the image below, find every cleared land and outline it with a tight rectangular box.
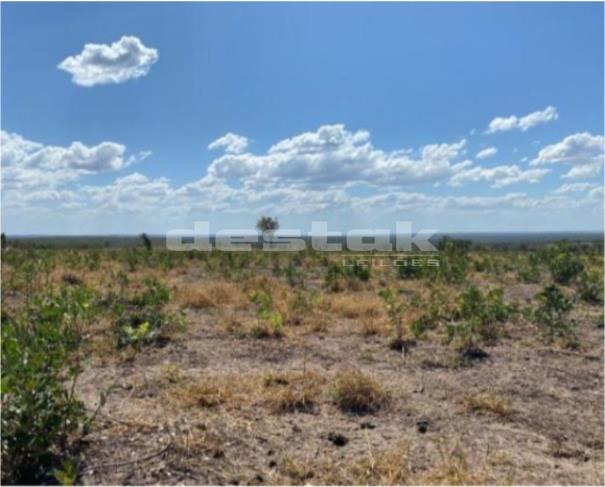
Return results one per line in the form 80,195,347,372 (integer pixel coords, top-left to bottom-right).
1,239,603,485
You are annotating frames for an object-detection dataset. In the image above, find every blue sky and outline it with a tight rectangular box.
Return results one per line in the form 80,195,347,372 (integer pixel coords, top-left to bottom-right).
2,2,603,235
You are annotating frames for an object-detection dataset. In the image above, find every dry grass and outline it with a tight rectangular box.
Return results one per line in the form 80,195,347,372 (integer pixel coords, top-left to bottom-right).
331,369,389,414
278,455,315,484
359,316,387,336
161,363,185,384
418,437,489,485
320,293,384,319
262,371,326,414
277,438,490,485
464,392,512,417
175,281,247,309
352,442,413,484
171,376,245,409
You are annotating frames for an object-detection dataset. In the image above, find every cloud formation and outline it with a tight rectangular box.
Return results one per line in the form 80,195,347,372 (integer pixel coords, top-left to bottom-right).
2,123,602,231
485,106,558,134
531,132,604,180
207,124,470,188
208,133,249,154
58,36,158,87
476,147,498,159
1,130,148,192
449,164,549,188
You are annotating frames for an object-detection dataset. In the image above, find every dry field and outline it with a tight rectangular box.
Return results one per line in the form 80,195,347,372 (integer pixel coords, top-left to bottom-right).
1,239,603,485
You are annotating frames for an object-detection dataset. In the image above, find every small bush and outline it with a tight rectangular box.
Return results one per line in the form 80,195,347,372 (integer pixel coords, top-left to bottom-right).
114,307,182,349
445,286,514,352
533,285,576,340
249,290,284,338
131,278,170,307
378,288,406,346
436,237,471,283
331,369,389,414
548,251,584,285
397,261,425,279
517,253,541,283
578,270,604,304
345,261,370,282
1,288,99,484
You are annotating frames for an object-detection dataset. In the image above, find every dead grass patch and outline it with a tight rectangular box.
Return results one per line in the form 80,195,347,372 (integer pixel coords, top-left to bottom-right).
320,293,383,319
331,369,389,414
171,376,245,409
360,316,387,336
262,371,326,414
464,392,512,417
175,281,247,309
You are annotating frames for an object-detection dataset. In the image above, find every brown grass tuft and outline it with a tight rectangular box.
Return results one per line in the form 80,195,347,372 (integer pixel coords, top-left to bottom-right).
263,371,326,414
175,281,246,309
173,377,237,409
321,293,383,319
331,369,389,414
464,392,512,417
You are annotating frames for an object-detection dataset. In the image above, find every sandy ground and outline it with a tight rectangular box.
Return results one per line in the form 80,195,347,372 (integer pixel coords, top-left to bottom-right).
75,277,604,485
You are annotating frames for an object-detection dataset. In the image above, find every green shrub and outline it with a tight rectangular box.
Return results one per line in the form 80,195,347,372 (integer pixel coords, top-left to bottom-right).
446,286,513,348
324,262,344,291
114,307,182,349
548,252,584,285
533,285,576,340
518,253,541,283
131,278,170,307
378,288,406,347
410,302,442,339
1,288,98,484
345,261,370,282
436,238,471,283
578,270,604,304
397,261,425,279
249,290,284,338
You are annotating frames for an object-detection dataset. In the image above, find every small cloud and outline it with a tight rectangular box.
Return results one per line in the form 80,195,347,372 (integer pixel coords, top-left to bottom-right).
449,164,549,188
554,182,600,194
208,133,249,155
476,147,498,160
58,36,158,87
485,106,558,134
531,132,604,166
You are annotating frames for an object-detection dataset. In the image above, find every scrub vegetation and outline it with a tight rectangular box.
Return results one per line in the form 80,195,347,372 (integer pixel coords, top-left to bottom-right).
1,235,603,485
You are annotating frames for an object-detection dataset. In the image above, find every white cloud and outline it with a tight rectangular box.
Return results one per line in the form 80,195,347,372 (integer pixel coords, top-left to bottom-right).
476,147,498,159
553,182,601,194
3,124,603,230
58,36,158,87
449,164,549,188
561,162,602,180
206,124,469,188
530,132,604,180
485,106,558,134
0,130,146,195
208,133,249,155
531,132,604,165
83,172,172,212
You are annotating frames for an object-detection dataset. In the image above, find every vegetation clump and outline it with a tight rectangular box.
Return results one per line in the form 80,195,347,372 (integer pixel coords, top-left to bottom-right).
1,287,101,484
533,285,576,342
445,286,513,351
249,289,284,338
331,369,389,414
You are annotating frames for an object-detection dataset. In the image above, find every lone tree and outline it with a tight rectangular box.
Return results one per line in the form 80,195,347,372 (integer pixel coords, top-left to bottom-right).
1,232,6,251
140,232,152,251
256,216,279,235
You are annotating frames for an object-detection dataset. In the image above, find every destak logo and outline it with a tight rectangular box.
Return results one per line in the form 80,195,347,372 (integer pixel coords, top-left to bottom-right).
166,221,438,253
